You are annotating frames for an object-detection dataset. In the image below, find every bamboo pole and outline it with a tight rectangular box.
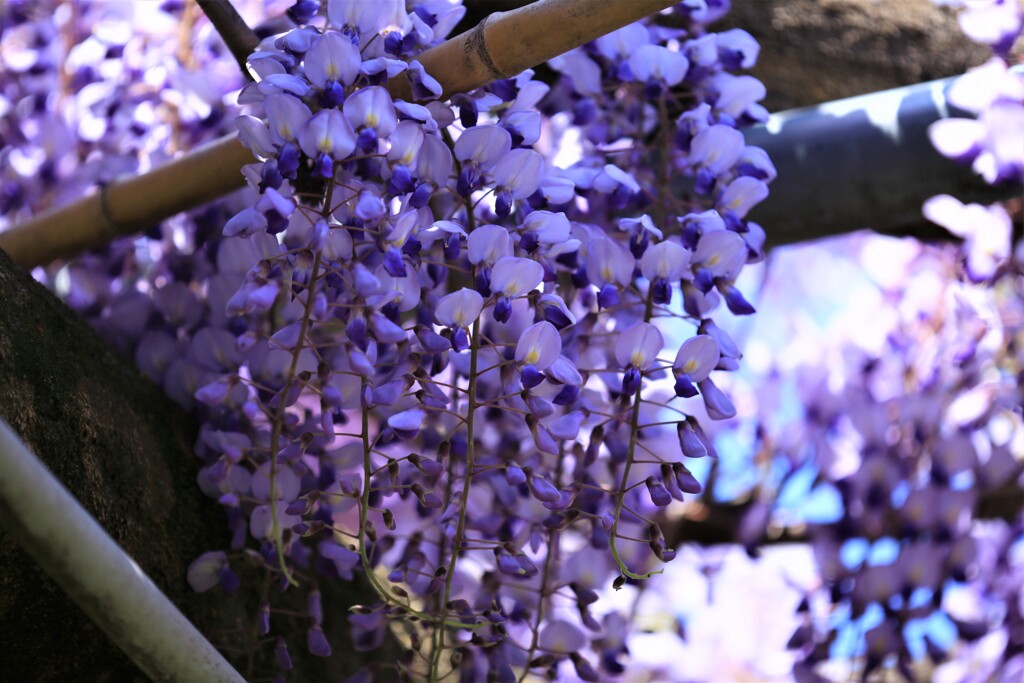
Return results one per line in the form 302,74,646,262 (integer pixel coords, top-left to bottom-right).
0,0,677,269
393,0,677,100
0,135,256,268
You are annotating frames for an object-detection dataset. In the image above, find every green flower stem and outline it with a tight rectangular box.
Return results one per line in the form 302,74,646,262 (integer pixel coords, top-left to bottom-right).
430,317,480,683
266,181,337,587
608,271,663,582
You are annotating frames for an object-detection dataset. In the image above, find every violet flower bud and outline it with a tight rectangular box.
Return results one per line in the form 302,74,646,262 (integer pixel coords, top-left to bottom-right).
498,465,524,491
677,418,708,458
524,468,561,503
307,625,332,657
275,637,293,671
645,476,672,506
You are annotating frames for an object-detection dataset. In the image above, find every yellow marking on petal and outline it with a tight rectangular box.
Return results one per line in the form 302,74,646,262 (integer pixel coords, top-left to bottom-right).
366,113,379,128
525,349,540,365
602,266,613,282
631,351,644,367
683,359,698,374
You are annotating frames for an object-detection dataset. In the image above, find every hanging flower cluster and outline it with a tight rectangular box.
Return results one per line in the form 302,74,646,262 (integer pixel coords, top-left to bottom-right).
740,233,1024,682
4,0,773,679
724,3,1024,679
923,0,1022,285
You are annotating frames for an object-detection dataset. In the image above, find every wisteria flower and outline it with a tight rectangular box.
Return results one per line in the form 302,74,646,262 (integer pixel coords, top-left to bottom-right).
923,194,1012,282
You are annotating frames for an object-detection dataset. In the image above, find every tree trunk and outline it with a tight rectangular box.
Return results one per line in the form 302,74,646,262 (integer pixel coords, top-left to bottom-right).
0,249,222,680
725,0,992,112
0,249,388,681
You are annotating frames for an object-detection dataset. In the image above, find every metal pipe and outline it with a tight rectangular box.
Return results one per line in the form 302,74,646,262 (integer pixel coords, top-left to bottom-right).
747,68,1022,247
0,418,246,683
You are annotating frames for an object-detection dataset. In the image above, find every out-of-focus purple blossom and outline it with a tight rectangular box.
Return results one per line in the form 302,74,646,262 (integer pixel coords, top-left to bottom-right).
929,57,1024,184
538,619,588,654
924,194,1011,282
187,551,231,592
955,0,1024,52
716,28,760,70
628,45,689,88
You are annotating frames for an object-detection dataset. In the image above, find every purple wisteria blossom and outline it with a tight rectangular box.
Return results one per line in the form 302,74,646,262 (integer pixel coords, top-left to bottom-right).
923,194,1012,281
3,0,777,679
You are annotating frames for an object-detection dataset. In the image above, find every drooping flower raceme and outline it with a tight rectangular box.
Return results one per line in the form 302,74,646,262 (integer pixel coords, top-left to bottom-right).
3,1,774,680
745,3,1024,679
924,2,1023,283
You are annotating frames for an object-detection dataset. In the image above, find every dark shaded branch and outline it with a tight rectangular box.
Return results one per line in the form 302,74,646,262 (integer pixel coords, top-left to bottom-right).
744,72,1022,248
665,478,1024,549
196,0,260,77
711,0,995,113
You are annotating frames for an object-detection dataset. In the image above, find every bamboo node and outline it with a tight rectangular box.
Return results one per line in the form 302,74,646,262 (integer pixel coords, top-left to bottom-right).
467,16,504,81
98,184,128,239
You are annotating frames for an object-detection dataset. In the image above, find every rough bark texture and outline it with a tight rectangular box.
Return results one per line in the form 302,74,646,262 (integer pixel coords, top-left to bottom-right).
0,249,235,681
0,249,390,682
724,0,992,111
